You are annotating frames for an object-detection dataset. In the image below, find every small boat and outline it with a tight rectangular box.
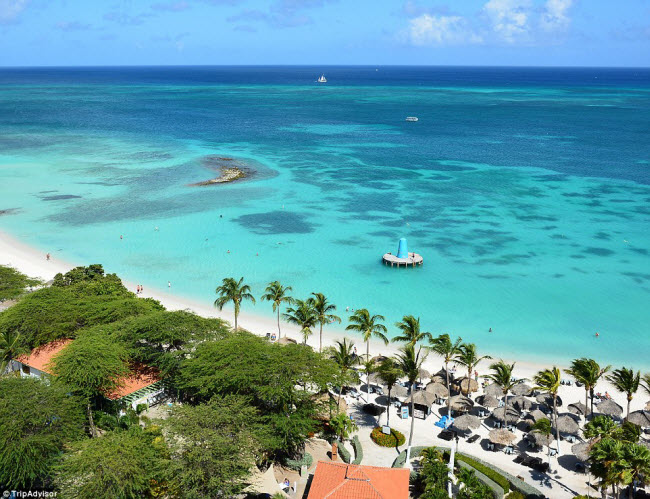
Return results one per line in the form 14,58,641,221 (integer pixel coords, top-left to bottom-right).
405,116,419,122
317,74,327,83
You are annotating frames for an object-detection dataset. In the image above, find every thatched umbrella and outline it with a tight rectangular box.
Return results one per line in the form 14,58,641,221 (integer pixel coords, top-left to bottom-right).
524,409,548,423
449,395,474,413
597,399,623,418
418,368,431,380
645,401,650,411
425,382,449,398
572,442,591,462
371,355,388,364
627,410,650,427
407,391,436,407
568,402,590,417
454,377,479,395
431,374,446,385
484,383,504,397
511,383,533,396
491,406,520,423
536,393,563,407
489,428,516,446
387,384,409,399
368,373,383,385
528,430,554,448
476,394,499,408
278,336,297,345
452,414,481,432
508,395,533,411
555,415,580,435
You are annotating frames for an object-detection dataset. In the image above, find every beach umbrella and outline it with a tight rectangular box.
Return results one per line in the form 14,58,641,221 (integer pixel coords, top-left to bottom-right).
491,406,520,423
627,410,650,427
452,414,481,432
418,368,431,380
484,383,504,397
488,428,516,446
597,399,623,418
511,383,533,397
367,373,383,385
425,382,448,398
645,401,650,411
568,402,591,417
386,384,409,399
555,415,580,435
449,395,474,413
454,377,479,395
476,394,499,408
406,391,436,407
528,430,554,448
371,355,388,364
572,442,591,462
507,395,533,411
524,409,549,423
431,374,446,385
278,336,297,345
536,393,563,407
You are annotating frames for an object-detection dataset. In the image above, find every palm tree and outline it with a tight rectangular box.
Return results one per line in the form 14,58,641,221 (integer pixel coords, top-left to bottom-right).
590,437,626,499
623,443,650,499
346,309,388,397
533,367,562,456
392,315,432,351
283,299,318,345
454,343,491,400
643,373,650,397
261,281,293,339
485,360,524,430
565,358,611,421
214,277,256,331
0,331,26,375
584,415,620,443
377,359,401,429
310,292,340,353
328,338,359,407
429,333,463,417
395,344,428,462
607,367,640,420
531,418,554,472
359,358,376,403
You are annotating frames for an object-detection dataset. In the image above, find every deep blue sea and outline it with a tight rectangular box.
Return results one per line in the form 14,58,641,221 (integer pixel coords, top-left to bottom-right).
1,66,649,367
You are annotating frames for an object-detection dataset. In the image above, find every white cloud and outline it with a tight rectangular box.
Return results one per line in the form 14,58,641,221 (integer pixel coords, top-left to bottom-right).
407,14,483,46
483,0,532,43
540,0,572,32
0,0,28,23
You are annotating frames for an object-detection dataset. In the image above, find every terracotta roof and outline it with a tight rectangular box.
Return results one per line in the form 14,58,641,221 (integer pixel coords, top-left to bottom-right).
16,339,73,374
17,340,160,400
307,461,410,499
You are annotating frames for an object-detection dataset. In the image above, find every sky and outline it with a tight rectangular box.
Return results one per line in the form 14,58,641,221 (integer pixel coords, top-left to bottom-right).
0,0,649,67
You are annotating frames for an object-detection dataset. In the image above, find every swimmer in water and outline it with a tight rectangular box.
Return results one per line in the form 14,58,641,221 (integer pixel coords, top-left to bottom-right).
120,235,123,240
489,327,492,332
595,332,600,337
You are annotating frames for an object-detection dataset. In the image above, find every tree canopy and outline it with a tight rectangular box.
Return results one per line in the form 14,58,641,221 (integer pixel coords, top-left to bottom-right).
0,265,41,301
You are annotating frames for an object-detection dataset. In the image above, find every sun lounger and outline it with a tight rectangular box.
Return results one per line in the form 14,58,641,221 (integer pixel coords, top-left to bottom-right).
467,434,480,444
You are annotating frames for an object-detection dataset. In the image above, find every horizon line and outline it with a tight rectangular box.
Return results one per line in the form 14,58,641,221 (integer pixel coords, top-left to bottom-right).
1,64,649,70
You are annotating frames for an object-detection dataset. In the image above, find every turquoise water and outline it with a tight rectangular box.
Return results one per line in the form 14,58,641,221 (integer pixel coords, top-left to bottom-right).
0,67,649,367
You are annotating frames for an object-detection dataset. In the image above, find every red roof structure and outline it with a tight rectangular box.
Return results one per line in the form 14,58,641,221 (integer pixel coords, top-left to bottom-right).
307,461,410,499
16,339,73,374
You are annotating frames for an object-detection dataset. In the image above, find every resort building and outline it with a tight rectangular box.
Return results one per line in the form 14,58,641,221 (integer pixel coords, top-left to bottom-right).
307,461,409,499
13,339,166,410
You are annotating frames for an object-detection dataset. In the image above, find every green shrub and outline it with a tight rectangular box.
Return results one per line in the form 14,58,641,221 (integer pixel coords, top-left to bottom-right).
95,411,118,431
351,435,363,465
285,452,313,471
370,427,405,447
456,454,510,493
338,441,351,463
135,403,148,415
392,446,447,468
505,492,525,499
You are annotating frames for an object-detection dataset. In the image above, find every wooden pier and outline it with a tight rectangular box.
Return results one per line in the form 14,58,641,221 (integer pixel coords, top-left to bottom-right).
382,252,423,268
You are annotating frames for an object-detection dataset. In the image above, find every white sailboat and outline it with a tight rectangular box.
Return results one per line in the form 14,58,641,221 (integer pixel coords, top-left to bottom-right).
317,74,327,83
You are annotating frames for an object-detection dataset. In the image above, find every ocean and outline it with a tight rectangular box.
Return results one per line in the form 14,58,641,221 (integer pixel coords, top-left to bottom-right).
0,66,648,367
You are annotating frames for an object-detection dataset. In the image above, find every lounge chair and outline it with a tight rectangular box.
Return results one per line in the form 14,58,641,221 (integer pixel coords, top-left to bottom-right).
467,434,480,444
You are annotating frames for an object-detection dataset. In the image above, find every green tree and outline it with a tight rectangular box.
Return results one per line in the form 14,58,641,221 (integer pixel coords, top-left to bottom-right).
429,333,463,417
565,358,611,421
622,443,650,499
584,415,620,443
164,395,263,498
590,437,626,499
454,342,491,399
531,417,555,472
55,426,169,499
360,357,376,403
0,265,41,301
346,308,388,397
0,330,27,375
376,359,401,428
283,298,318,345
456,467,493,499
607,367,641,420
310,292,341,353
214,277,255,331
392,315,432,349
0,377,85,490
395,344,427,459
533,367,562,455
261,281,294,339
327,338,359,408
329,412,358,442
50,332,129,437
417,448,449,499
642,373,650,397
485,360,524,430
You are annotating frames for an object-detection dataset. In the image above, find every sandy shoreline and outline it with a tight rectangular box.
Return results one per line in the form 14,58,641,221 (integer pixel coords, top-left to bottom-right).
1,229,648,415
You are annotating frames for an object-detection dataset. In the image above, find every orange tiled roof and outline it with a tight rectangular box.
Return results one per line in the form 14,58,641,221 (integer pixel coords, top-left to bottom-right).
307,461,410,499
17,340,160,400
16,339,73,374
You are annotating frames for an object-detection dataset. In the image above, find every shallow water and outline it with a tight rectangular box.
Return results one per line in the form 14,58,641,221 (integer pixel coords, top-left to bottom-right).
1,66,649,367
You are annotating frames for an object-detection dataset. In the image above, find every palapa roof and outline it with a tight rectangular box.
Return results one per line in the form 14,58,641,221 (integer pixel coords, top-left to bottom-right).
425,382,448,398
407,390,436,407
627,410,650,427
307,461,409,499
568,402,591,416
597,399,623,417
488,428,516,445
555,415,580,435
244,464,289,498
536,393,563,407
386,384,409,398
510,383,532,396
476,394,499,408
448,394,474,412
278,336,298,345
507,395,533,411
524,409,549,423
453,377,479,394
528,430,554,447
572,442,591,462
484,383,504,397
451,414,481,431
491,406,520,422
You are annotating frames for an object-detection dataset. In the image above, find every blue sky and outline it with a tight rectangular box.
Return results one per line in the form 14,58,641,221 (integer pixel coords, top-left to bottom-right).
0,0,649,66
